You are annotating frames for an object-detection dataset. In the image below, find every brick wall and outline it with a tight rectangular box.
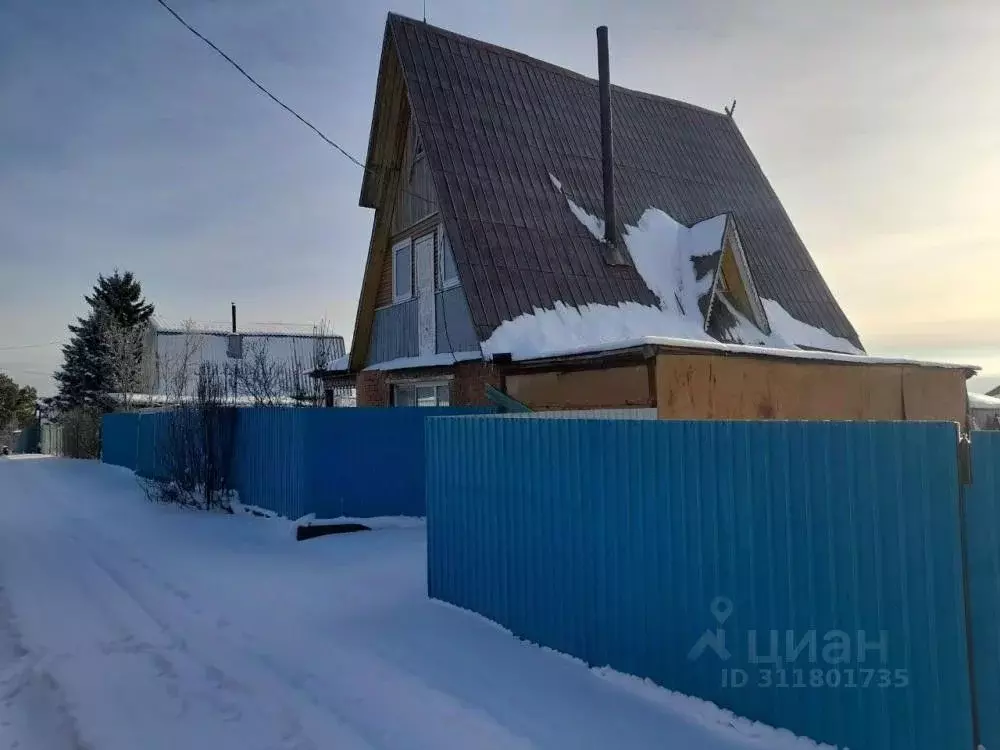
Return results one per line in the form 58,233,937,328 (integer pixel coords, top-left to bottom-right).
356,371,390,407
452,361,501,406
355,361,499,407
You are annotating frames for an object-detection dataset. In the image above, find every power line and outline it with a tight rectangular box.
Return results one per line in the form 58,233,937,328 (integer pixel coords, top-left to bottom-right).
153,0,365,168
151,0,438,206
0,340,64,352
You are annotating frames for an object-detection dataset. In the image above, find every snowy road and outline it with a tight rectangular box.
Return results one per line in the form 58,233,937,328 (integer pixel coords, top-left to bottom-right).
0,458,821,750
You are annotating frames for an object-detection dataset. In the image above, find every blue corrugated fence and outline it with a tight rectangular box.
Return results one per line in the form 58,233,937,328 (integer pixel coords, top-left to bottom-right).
102,406,491,518
966,431,1000,750
426,417,974,750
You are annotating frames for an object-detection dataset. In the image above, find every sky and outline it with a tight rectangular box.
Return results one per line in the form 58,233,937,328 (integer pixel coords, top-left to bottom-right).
2,0,999,396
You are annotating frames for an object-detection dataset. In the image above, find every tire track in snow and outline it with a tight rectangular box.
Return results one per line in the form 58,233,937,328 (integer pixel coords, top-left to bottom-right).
0,585,90,750
67,530,369,750
70,519,535,750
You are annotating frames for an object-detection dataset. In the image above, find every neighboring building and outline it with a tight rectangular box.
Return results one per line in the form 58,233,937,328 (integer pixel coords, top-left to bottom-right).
142,323,346,402
970,391,1000,429
988,385,1000,398
316,14,972,421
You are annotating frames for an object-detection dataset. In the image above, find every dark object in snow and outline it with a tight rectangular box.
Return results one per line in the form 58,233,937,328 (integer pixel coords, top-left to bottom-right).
1,446,9,456
296,523,370,541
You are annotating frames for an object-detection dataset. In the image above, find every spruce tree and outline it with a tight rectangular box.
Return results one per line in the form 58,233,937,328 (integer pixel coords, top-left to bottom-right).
54,271,154,411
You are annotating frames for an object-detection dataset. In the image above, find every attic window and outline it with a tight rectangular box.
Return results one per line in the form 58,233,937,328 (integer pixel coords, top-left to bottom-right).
717,269,730,293
393,239,413,302
438,227,458,289
409,122,425,180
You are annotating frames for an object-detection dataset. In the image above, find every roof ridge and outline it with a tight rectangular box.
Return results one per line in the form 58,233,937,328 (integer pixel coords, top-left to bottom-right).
387,13,728,120
157,329,341,339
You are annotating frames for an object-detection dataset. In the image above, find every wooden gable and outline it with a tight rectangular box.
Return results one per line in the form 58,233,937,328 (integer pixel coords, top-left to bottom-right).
705,217,771,338
348,29,415,370
391,118,438,236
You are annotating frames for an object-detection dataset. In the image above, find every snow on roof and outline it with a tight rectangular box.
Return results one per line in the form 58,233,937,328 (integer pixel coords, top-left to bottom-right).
363,351,482,371
325,354,350,372
482,186,880,365
153,318,339,337
157,327,340,340
628,209,723,322
969,391,1000,409
498,335,977,370
155,330,344,370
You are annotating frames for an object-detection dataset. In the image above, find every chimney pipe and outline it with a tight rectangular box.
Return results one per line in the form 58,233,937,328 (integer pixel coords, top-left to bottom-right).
597,25,616,247
231,302,237,333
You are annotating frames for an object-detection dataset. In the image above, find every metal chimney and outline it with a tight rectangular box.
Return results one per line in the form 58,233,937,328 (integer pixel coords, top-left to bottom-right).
596,26,616,247
231,302,237,333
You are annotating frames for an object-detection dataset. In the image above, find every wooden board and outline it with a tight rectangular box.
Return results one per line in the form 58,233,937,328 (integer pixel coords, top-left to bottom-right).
506,366,653,410
902,366,967,422
655,353,964,422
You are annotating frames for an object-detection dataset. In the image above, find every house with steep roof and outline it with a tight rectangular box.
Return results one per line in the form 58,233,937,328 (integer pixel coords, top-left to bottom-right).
318,14,973,421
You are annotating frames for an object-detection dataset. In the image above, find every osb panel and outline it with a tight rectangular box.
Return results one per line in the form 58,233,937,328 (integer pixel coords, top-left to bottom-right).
655,354,922,421
902,366,967,422
506,366,653,410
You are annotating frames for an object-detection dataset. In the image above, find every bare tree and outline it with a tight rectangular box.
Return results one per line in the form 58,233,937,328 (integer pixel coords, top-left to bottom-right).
147,362,238,511
158,319,204,403
238,339,284,406
196,362,238,507
312,319,335,372
310,319,337,406
101,316,149,412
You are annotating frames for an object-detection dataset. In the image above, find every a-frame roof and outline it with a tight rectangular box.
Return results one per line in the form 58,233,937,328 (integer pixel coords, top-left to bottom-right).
360,13,862,351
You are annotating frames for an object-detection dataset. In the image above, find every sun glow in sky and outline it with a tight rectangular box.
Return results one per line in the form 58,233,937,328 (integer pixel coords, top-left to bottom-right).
2,0,998,394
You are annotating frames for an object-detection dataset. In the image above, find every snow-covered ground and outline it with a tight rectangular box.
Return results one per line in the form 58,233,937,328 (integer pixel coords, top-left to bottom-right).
0,458,826,750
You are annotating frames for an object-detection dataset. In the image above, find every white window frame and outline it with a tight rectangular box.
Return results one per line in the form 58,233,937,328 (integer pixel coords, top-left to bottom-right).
392,239,413,303
392,379,451,408
437,225,459,290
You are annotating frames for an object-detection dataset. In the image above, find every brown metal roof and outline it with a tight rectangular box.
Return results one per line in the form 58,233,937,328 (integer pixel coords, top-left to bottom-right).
382,13,863,349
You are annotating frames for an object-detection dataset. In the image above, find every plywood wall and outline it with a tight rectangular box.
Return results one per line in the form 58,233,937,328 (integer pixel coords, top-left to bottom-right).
655,354,966,423
901,366,968,421
506,365,653,411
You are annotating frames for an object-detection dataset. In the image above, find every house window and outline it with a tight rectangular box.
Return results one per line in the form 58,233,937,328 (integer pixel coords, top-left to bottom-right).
393,240,412,302
227,334,243,359
438,227,459,289
392,381,451,407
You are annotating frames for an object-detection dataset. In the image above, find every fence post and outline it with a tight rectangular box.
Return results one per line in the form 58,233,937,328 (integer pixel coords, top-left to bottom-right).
958,478,982,749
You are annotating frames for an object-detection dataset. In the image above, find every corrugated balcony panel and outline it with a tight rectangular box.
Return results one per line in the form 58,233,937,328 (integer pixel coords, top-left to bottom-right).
368,300,419,366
